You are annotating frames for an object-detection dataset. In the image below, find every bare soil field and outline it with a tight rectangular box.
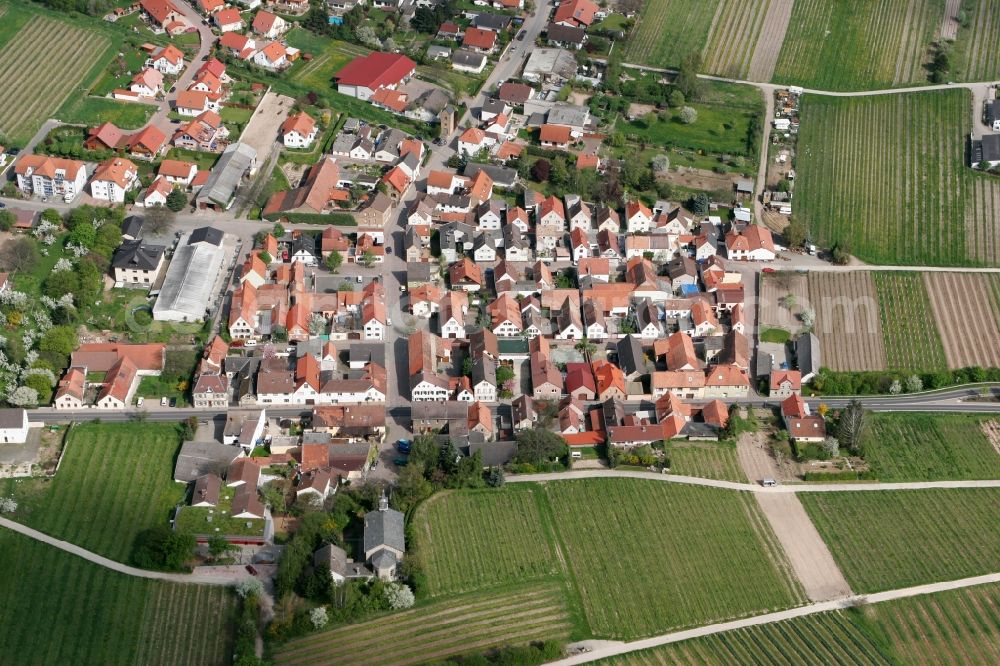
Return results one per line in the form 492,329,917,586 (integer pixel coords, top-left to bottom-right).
747,0,795,82
808,273,887,371
754,492,853,602
924,272,1000,369
982,420,1000,456
760,272,810,331
658,166,744,193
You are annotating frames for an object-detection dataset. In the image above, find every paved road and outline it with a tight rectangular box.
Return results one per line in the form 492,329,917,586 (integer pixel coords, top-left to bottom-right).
0,515,253,586
554,570,1000,665
508,469,1000,493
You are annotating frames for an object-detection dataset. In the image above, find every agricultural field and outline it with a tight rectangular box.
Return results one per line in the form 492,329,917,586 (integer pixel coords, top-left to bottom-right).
4,422,186,563
544,479,805,639
952,0,1000,81
596,609,893,665
0,531,234,665
801,488,1000,592
807,273,887,371
924,272,1000,369
877,583,1000,665
860,413,1000,481
795,89,1000,267
872,273,947,371
760,272,811,332
621,0,719,68
273,584,574,666
0,3,112,144
666,443,747,482
702,0,770,79
411,487,560,597
598,583,1000,665
772,0,940,90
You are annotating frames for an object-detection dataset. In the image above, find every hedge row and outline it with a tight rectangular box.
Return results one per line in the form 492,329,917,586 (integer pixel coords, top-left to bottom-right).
809,366,1000,396
263,211,357,226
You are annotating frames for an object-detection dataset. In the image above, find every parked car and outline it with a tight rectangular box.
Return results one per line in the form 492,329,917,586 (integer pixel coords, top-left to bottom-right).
396,439,412,453
136,397,144,406
245,565,258,575
356,275,363,283
393,457,409,466
160,397,168,407
517,29,526,40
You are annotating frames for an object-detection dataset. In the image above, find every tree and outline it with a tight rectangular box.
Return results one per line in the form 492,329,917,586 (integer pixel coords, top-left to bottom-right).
360,250,376,268
144,206,175,235
486,466,505,487
575,338,597,359
783,217,807,248
43,270,80,299
8,386,38,407
39,326,78,358
207,534,235,560
830,241,851,265
0,237,41,273
394,463,433,512
822,437,840,457
799,308,816,328
131,525,196,572
515,429,567,464
234,578,264,599
77,258,103,306
836,400,867,454
905,374,923,393
690,193,710,216
0,210,14,231
679,106,698,124
272,223,286,238
667,89,685,108
258,251,273,265
461,355,473,377
889,379,902,395
531,158,551,182
651,154,670,174
675,52,704,100
165,188,187,212
69,221,97,248
24,373,54,405
325,250,343,273
272,326,288,342
385,582,415,609
309,606,329,629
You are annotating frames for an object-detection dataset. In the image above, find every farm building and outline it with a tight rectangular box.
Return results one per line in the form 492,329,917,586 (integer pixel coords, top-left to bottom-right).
795,333,821,383
196,142,257,210
152,227,226,322
0,409,29,444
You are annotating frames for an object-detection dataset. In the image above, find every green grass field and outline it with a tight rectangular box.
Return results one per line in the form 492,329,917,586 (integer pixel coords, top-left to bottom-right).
796,89,1000,266
410,480,804,641
58,96,155,129
273,584,574,666
623,102,756,157
773,0,940,90
412,487,560,597
0,531,234,666
5,422,186,563
287,29,368,93
621,0,719,68
951,0,1000,81
598,583,1000,665
544,480,804,638
666,443,747,482
861,413,1000,481
0,3,112,143
873,272,948,370
802,488,1000,592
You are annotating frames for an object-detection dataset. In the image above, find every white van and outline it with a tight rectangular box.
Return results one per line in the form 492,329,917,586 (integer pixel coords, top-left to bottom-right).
570,451,582,459
762,478,777,487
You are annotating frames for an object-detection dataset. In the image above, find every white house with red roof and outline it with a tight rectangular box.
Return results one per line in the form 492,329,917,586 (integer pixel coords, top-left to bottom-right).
15,155,87,201
149,44,185,75
335,52,416,101
770,370,801,398
251,10,287,38
725,225,776,261
281,111,317,148
130,68,163,97
214,7,244,32
252,41,288,70
137,175,173,208
90,158,140,203
553,0,598,27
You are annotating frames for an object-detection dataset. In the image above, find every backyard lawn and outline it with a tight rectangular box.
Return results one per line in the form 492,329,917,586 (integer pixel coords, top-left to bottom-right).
3,422,187,563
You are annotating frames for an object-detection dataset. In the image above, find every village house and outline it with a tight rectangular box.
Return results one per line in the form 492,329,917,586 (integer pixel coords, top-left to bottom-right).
90,158,139,203
15,155,87,201
282,111,318,148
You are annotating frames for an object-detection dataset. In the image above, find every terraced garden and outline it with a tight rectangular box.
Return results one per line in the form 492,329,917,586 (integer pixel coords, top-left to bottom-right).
273,584,574,666
796,89,1000,267
772,0,940,90
544,479,805,639
412,486,560,597
860,413,1000,481
802,488,1000,592
666,443,746,482
0,5,111,143
872,272,947,371
0,531,234,665
4,422,186,563
622,0,719,68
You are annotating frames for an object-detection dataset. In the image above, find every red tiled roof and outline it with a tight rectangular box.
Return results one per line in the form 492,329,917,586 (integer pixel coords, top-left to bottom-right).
539,124,572,144
463,27,497,50
335,52,416,90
